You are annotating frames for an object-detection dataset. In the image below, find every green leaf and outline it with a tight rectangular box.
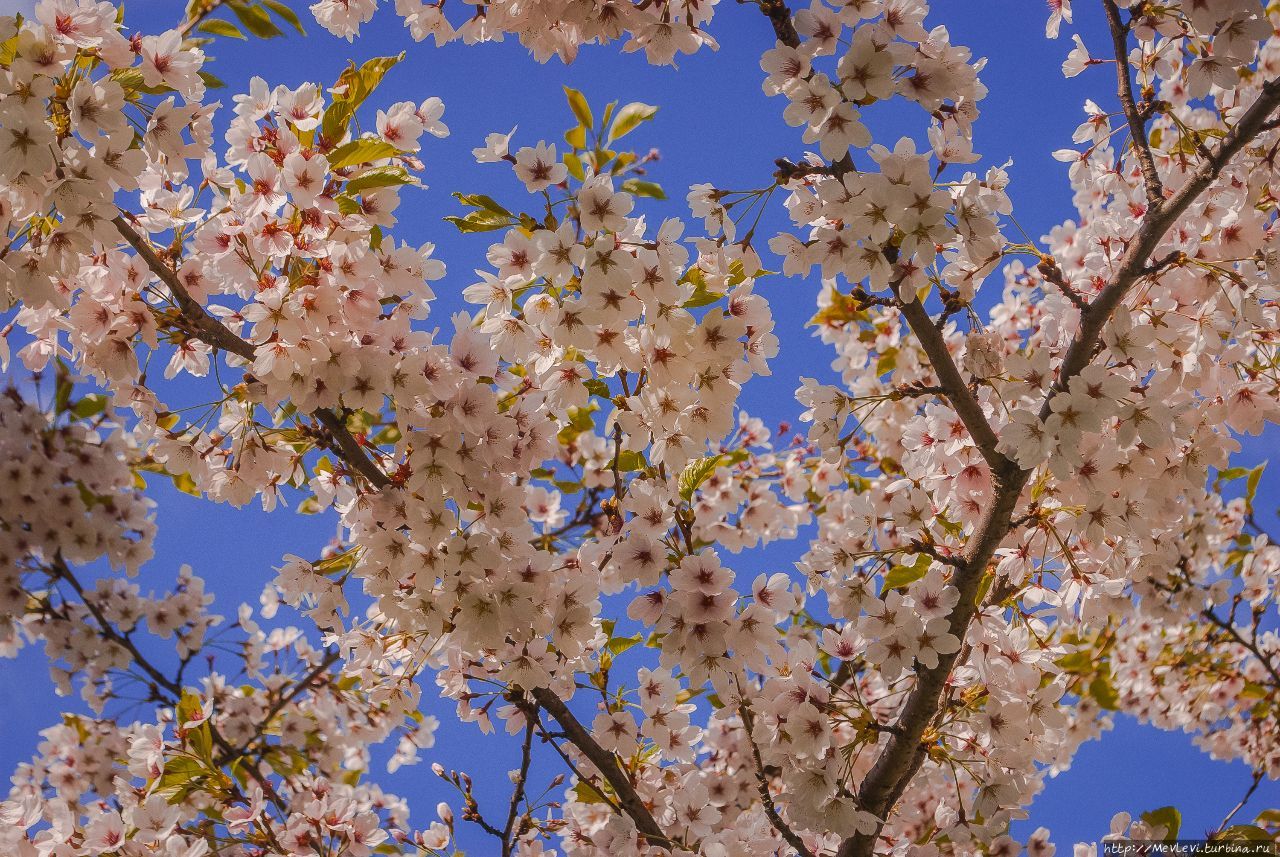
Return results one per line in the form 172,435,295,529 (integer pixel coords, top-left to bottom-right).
156,755,205,794
453,192,512,216
615,450,647,472
564,124,587,150
110,67,175,95
1246,462,1266,510
345,166,415,193
328,139,399,169
1217,825,1272,842
70,394,108,419
973,569,995,606
171,471,200,497
1241,681,1269,699
260,0,306,34
1089,674,1120,710
197,17,246,39
322,53,405,142
621,178,665,200
598,100,617,131
679,454,725,501
607,102,658,143
198,70,227,90
228,1,284,38
444,210,515,234
880,553,931,593
1055,650,1094,674
177,689,203,725
583,378,612,398
188,723,213,762
563,152,586,181
54,369,73,415
564,86,593,131
573,780,609,805
682,284,725,309
1139,806,1181,841
607,635,641,656
876,347,899,376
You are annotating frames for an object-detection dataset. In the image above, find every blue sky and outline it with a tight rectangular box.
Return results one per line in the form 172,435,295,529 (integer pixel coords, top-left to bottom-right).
1,0,1277,847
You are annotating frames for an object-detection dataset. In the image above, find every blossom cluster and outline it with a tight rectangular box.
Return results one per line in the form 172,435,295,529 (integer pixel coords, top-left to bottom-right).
0,0,1279,854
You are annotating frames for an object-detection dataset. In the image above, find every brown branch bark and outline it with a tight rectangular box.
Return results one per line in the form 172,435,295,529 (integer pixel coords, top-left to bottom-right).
1201,608,1280,691
738,702,817,857
1102,0,1164,209
837,71,1280,857
48,555,296,828
112,215,391,488
897,299,1009,472
501,715,537,857
528,687,672,848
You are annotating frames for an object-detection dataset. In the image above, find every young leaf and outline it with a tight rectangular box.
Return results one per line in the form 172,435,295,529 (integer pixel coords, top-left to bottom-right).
1139,806,1181,841
444,210,515,233
198,70,228,89
453,192,512,216
1246,461,1266,510
563,151,585,181
607,102,658,143
228,1,284,38
70,394,108,419
621,178,665,199
879,553,931,594
345,166,416,193
197,18,247,39
564,86,593,130
564,124,587,151
328,139,399,169
679,454,725,501
260,0,306,34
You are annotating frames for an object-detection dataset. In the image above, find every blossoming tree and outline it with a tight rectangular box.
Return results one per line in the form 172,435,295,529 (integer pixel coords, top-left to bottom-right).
1,0,1279,854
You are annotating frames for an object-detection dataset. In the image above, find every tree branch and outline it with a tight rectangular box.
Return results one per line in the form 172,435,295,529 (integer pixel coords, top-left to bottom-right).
737,702,817,857
501,714,537,857
755,0,800,48
1201,608,1280,691
1043,74,1280,405
897,299,1009,472
112,215,391,489
528,687,673,849
837,74,1280,857
1103,0,1164,209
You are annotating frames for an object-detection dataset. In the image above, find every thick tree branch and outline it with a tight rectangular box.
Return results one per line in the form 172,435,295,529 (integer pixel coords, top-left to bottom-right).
755,0,800,48
112,215,391,489
1045,74,1280,403
528,687,672,848
1103,0,1164,208
838,75,1280,857
897,299,1009,472
113,215,255,362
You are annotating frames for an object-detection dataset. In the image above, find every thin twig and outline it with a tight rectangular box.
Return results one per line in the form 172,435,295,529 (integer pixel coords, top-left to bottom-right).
1102,0,1164,209
737,701,818,857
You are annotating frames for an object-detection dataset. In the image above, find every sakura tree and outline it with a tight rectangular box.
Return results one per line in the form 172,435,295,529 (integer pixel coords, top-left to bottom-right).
0,0,1278,854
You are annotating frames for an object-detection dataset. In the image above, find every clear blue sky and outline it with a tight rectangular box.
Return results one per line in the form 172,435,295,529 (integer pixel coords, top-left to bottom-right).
1,0,1276,847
